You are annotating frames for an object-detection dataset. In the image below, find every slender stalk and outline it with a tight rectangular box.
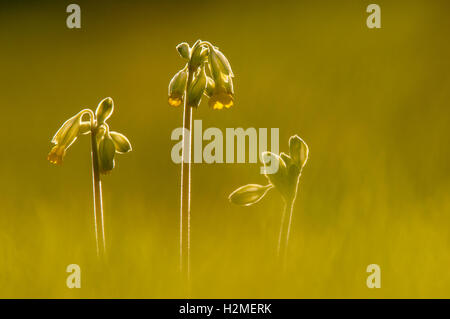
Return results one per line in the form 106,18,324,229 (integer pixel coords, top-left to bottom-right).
180,69,194,286
90,127,105,258
277,200,288,259
280,176,301,269
277,197,294,269
282,197,296,268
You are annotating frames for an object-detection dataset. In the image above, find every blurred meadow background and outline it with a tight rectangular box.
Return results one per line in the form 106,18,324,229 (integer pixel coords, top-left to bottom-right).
0,0,450,298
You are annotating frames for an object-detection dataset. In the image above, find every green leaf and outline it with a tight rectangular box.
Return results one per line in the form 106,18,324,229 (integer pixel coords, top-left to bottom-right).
110,131,132,154
229,184,273,206
95,97,114,124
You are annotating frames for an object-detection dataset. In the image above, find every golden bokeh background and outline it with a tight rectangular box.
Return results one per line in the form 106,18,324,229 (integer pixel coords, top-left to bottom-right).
1,0,450,298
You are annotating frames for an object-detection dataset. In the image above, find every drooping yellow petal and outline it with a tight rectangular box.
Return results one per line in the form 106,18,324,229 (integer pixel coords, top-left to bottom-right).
213,102,224,110
225,100,233,108
168,96,182,107
47,145,66,165
209,91,234,110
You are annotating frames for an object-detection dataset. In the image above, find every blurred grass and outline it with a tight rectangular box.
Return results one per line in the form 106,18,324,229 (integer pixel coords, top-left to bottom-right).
0,0,450,298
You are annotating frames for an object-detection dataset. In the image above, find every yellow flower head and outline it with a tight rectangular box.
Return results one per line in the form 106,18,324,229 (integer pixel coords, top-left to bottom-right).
169,41,235,110
168,68,188,107
209,91,234,110
47,98,132,174
47,145,66,165
207,74,234,110
47,110,84,165
168,94,183,107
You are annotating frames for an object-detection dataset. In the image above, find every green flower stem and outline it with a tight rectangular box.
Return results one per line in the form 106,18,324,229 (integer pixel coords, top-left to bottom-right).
80,109,106,258
90,124,105,259
277,200,288,259
279,182,300,269
278,197,294,269
277,198,291,261
180,68,194,287
282,196,296,269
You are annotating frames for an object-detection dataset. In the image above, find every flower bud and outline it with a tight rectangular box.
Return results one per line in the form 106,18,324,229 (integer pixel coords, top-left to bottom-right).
224,76,234,94
209,47,233,78
176,42,191,59
190,41,208,70
96,97,114,124
204,76,215,98
95,124,106,143
47,145,66,165
289,135,309,168
186,65,207,108
208,77,234,110
262,152,290,198
206,52,234,110
110,131,132,154
98,134,116,174
51,113,81,147
229,184,272,206
168,68,188,107
208,92,234,110
280,151,301,189
48,111,85,165
280,152,292,168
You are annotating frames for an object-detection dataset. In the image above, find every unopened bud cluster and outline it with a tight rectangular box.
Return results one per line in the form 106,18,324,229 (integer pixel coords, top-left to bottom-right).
168,40,235,110
47,97,132,174
229,135,309,206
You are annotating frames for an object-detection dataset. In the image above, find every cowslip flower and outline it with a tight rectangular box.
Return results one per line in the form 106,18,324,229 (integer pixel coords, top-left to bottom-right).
167,40,235,111
47,111,87,165
167,40,236,287
168,68,188,107
206,76,234,110
206,44,235,110
47,97,132,258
